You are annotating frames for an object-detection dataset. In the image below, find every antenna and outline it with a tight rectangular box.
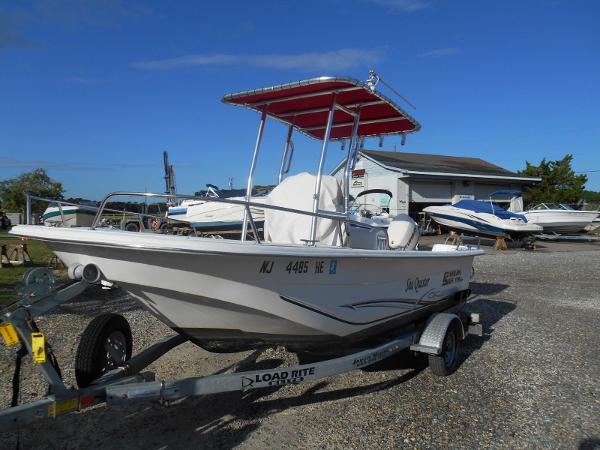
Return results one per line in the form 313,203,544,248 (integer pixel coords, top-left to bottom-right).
163,151,169,193
368,69,417,110
163,151,176,204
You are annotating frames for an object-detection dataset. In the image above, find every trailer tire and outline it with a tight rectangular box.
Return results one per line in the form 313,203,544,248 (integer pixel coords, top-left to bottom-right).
428,324,461,377
75,313,132,388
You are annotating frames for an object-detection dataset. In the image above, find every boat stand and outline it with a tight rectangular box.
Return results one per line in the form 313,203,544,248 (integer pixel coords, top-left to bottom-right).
0,267,481,433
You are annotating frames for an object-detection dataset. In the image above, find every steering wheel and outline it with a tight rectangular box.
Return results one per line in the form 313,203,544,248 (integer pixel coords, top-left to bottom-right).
348,189,393,217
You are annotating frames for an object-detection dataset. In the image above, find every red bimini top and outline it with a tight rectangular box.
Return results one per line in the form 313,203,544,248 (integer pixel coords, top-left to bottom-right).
222,76,421,140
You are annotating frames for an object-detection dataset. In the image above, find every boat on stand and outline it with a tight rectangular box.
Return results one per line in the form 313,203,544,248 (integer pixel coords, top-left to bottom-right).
423,190,542,246
523,203,599,234
166,184,269,234
42,203,97,227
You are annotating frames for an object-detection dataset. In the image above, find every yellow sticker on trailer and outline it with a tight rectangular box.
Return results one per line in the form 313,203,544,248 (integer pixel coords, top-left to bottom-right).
0,323,19,346
48,398,79,418
31,332,46,363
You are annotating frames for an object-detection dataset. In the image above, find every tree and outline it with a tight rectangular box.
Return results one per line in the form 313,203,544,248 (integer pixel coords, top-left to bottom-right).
0,169,64,216
583,190,600,208
519,154,587,206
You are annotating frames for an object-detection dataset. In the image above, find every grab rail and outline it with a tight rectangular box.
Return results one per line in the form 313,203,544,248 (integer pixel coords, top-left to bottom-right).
25,191,374,246
91,191,367,244
24,194,159,227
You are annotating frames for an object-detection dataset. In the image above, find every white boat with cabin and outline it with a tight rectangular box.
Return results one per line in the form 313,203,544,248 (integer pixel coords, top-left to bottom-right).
423,190,542,241
42,204,97,227
523,203,599,233
167,185,268,233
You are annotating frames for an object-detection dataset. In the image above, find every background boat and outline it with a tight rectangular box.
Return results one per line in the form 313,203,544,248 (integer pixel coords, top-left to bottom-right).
523,203,599,233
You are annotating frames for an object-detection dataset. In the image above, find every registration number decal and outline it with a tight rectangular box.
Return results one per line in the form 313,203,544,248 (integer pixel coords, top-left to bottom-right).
259,259,338,275
286,260,309,274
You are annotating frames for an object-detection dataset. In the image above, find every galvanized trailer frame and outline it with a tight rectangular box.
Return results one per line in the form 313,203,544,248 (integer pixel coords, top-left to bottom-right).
534,232,600,242
0,266,480,432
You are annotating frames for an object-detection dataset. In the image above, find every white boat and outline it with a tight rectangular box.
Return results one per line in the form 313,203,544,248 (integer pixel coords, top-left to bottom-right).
167,185,268,233
423,193,542,240
11,72,483,352
524,203,599,233
42,204,96,227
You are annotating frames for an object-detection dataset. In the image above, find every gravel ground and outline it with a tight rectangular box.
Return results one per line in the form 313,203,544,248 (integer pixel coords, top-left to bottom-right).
1,240,599,449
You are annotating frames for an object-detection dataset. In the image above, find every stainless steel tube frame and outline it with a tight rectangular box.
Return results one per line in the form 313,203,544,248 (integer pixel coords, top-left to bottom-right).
278,125,295,183
242,107,267,242
342,109,362,214
309,93,337,243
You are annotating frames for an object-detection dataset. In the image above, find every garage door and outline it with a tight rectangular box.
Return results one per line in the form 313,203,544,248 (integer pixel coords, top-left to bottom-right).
410,181,453,202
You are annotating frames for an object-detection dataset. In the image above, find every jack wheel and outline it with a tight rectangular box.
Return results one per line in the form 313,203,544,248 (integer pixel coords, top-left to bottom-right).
428,325,461,376
75,313,132,388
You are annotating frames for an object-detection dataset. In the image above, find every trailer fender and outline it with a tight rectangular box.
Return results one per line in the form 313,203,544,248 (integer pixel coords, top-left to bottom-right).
410,313,464,356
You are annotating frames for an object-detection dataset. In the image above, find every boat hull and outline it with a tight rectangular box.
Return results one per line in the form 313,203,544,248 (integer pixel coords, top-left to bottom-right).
11,225,481,349
42,207,96,227
424,207,542,239
188,219,264,233
168,198,265,233
524,211,599,233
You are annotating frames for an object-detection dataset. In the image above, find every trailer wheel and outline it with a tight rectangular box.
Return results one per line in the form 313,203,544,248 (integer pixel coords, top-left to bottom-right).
75,314,132,388
428,325,461,376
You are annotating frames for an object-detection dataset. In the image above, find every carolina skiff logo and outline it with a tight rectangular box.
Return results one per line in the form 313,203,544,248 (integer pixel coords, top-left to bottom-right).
442,269,463,286
405,276,430,293
241,367,315,388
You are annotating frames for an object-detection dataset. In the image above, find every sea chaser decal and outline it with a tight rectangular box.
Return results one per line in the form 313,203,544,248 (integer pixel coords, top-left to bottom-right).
442,269,463,286
241,367,316,389
404,276,430,294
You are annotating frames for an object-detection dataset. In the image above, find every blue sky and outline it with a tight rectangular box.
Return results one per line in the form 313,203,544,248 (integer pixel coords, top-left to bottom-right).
1,0,599,199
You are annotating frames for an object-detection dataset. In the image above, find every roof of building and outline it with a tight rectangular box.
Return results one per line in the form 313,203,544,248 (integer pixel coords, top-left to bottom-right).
359,150,540,181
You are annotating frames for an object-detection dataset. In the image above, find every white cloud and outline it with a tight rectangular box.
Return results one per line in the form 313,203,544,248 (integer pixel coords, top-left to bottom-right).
131,49,385,72
420,47,460,58
366,0,431,12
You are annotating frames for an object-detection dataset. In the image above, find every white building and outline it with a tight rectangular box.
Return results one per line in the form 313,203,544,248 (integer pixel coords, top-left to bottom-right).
332,150,540,217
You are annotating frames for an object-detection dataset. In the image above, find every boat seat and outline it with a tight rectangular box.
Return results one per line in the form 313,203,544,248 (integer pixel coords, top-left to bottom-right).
264,172,344,246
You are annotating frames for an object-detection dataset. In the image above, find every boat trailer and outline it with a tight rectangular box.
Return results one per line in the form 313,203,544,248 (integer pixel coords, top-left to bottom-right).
0,266,482,432
534,232,600,242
